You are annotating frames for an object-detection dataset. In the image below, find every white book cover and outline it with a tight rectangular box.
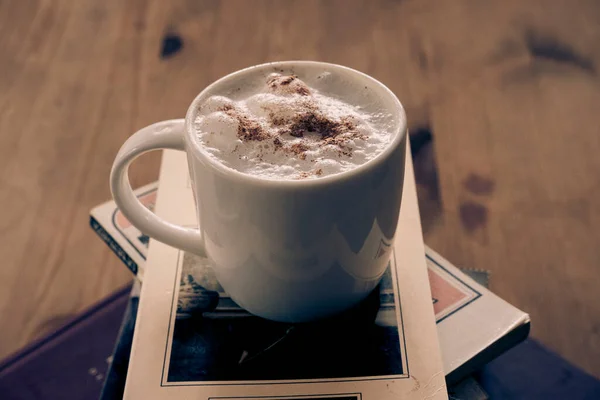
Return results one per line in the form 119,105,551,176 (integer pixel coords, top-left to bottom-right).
426,248,529,383
121,147,448,399
90,181,157,280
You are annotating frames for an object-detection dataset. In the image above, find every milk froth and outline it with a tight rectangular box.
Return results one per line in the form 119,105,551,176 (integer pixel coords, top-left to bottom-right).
193,70,396,180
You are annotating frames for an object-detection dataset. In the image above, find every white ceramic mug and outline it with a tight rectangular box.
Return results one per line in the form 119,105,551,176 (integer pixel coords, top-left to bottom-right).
111,61,407,322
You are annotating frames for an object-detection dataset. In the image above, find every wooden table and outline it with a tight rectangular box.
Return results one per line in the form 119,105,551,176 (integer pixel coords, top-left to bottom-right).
1,0,598,378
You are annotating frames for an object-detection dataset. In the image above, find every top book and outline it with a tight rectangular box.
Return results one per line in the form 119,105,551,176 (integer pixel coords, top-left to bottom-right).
119,145,448,399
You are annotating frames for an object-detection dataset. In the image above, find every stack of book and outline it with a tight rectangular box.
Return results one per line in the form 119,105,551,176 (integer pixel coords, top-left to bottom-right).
90,146,530,399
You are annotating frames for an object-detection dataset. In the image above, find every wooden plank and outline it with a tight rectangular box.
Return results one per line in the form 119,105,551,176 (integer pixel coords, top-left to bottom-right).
413,0,600,377
0,0,137,357
0,0,598,380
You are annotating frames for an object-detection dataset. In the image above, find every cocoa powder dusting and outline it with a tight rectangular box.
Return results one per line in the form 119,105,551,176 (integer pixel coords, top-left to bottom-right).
288,129,303,138
237,117,267,141
220,106,268,141
268,112,287,127
267,74,311,96
280,76,296,85
210,75,365,172
288,112,355,139
295,86,310,96
290,142,309,160
264,99,360,160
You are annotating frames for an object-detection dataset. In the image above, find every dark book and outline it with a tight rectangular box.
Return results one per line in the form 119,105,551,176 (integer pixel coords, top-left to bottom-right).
0,285,132,400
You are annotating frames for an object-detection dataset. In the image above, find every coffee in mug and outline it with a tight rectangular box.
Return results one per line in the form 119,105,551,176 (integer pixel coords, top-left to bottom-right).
194,72,395,180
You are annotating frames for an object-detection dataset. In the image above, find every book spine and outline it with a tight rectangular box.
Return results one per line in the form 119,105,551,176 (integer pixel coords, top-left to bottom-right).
90,216,139,276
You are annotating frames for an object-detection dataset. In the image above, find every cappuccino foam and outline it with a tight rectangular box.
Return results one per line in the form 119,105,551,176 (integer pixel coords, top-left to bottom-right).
194,71,395,180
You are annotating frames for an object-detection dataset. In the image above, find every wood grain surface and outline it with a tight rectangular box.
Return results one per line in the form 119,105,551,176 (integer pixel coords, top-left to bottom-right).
0,0,599,378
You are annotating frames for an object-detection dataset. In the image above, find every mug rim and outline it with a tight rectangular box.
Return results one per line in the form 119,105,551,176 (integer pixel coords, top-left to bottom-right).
184,61,407,188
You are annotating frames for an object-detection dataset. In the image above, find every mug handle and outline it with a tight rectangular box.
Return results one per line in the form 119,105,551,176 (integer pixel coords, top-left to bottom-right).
110,119,205,256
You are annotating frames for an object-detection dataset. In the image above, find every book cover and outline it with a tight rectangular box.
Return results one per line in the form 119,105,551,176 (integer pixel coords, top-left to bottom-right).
0,285,132,400
122,147,448,399
90,181,157,279
427,247,529,384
